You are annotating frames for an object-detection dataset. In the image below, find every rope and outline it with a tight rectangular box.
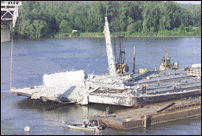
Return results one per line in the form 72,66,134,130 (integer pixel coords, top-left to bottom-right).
84,53,107,69
10,34,13,92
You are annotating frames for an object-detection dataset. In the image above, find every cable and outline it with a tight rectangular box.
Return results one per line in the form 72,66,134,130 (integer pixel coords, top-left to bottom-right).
84,53,107,69
10,33,13,92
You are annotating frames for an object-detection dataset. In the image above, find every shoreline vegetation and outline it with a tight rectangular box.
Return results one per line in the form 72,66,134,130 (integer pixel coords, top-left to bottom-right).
5,1,201,40
12,30,201,39
53,31,201,39
16,32,200,39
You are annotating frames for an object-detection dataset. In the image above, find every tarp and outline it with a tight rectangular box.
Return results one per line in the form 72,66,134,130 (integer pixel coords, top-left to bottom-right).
191,63,201,68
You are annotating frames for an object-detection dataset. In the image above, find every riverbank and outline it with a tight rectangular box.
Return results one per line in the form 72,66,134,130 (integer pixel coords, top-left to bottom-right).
53,31,201,39
12,34,201,40
11,30,201,40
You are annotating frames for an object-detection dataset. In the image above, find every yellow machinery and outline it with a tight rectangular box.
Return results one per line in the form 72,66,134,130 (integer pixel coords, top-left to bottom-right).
139,68,147,73
159,49,178,71
159,57,178,70
159,57,172,70
116,63,129,74
114,35,129,74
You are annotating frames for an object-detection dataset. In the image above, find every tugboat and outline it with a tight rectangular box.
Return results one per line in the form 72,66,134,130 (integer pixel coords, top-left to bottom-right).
159,49,179,71
62,118,104,132
159,57,179,70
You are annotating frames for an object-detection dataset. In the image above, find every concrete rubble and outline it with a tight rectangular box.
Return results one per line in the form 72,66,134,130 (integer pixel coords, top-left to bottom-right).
11,69,129,105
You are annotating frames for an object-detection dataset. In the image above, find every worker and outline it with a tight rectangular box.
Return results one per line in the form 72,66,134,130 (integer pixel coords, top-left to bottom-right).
198,74,201,79
175,83,177,89
197,74,200,82
93,120,97,125
172,82,175,89
137,83,140,91
157,79,160,86
141,84,146,94
185,80,188,83
174,70,176,76
142,84,145,90
84,121,88,128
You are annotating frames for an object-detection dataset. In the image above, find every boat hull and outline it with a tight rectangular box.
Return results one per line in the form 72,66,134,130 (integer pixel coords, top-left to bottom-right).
65,124,99,132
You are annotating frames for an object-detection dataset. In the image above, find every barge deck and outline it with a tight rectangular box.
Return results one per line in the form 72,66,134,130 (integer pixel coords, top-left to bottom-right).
89,97,201,129
10,68,201,106
88,68,201,106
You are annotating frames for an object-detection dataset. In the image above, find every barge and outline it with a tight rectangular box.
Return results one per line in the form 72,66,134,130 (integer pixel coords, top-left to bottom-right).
89,97,201,129
10,17,201,107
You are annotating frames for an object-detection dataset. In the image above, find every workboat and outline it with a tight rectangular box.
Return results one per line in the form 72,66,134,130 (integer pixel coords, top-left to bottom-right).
62,118,104,132
159,54,179,71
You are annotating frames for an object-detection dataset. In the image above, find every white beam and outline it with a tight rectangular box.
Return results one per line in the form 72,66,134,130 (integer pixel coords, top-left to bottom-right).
103,17,117,77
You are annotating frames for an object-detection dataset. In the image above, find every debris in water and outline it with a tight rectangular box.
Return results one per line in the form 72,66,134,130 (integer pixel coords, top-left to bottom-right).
24,126,30,132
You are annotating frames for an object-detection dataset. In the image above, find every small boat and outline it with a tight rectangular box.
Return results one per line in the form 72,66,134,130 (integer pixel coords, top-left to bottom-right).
62,118,104,132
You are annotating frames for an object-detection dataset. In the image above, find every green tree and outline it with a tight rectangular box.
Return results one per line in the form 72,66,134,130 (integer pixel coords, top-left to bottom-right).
142,1,162,32
195,26,201,36
178,24,184,33
119,1,129,32
160,1,182,30
59,20,72,33
27,24,35,38
33,19,48,38
11,1,201,38
181,9,194,27
188,25,192,32
127,23,135,34
128,1,143,22
134,20,143,32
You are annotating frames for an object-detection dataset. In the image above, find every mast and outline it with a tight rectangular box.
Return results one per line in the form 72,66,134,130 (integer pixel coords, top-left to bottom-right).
165,49,167,71
103,17,117,77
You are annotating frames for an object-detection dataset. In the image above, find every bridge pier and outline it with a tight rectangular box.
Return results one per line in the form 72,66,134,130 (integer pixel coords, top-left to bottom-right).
1,25,10,43
1,1,22,43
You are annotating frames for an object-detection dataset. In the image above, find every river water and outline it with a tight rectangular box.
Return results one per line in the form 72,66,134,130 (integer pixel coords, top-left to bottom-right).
1,37,201,135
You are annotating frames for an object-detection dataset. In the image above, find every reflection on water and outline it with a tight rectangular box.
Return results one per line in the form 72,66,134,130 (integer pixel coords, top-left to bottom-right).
7,96,200,135
13,98,129,114
9,97,131,135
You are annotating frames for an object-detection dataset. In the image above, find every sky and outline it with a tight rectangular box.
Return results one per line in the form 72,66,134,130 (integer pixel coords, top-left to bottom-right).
174,1,201,4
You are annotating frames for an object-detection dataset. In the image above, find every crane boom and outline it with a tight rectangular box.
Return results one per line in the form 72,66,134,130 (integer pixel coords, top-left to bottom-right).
103,17,117,77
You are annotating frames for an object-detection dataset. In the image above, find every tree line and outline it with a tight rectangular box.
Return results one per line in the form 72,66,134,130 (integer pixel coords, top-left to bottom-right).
9,1,201,38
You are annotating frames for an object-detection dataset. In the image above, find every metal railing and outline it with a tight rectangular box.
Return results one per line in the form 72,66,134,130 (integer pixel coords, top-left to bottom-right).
1,1,22,6
187,69,201,77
